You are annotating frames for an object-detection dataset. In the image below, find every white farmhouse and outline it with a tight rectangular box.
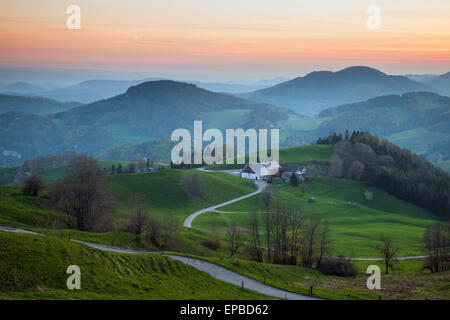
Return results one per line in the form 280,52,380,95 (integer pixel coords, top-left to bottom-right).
240,160,280,180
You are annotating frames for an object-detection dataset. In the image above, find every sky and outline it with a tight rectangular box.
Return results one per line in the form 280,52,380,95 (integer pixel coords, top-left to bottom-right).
1,0,450,83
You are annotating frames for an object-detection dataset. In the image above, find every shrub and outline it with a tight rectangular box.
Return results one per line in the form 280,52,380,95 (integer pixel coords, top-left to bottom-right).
318,255,357,277
202,233,221,251
23,174,43,196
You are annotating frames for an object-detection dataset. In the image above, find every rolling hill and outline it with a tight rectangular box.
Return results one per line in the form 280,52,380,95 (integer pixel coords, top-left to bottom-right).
316,92,450,168
0,95,81,115
240,66,434,116
194,177,439,257
0,232,266,299
0,80,286,166
428,72,450,96
0,82,44,96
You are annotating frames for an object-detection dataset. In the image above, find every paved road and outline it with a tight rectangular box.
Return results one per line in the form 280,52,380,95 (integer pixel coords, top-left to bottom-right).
0,226,316,300
183,180,267,228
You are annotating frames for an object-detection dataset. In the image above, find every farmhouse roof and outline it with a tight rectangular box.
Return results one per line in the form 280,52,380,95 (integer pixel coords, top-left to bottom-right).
241,160,279,177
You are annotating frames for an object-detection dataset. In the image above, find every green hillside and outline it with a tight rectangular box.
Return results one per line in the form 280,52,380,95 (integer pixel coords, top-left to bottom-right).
193,177,439,257
37,160,132,183
279,144,333,164
0,232,267,299
0,186,68,229
104,169,255,220
205,144,333,170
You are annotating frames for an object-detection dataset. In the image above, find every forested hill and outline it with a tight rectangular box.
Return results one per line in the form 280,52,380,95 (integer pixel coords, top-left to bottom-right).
0,80,287,166
240,66,433,116
317,92,450,137
318,131,450,219
0,94,81,115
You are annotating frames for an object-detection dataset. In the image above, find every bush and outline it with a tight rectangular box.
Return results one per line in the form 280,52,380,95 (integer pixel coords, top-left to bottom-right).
318,255,357,277
23,174,43,196
202,233,221,251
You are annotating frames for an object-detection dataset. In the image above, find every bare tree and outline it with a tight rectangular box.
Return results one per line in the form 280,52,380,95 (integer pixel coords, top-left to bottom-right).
128,195,150,235
50,154,115,231
287,206,305,265
262,209,275,263
161,213,181,250
423,222,450,273
372,234,399,274
23,173,43,196
300,216,321,268
261,185,275,209
146,215,163,247
227,223,242,258
249,212,263,262
137,159,147,173
299,183,307,195
329,154,343,178
316,220,331,269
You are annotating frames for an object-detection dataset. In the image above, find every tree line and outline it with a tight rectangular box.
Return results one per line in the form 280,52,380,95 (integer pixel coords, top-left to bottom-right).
319,131,450,219
244,186,351,275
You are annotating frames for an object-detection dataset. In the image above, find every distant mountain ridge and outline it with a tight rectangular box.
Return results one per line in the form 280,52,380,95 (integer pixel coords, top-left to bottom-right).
240,66,435,116
0,95,81,115
0,80,285,166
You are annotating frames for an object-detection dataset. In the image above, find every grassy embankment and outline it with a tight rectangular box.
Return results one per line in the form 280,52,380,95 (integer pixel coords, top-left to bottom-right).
0,232,268,300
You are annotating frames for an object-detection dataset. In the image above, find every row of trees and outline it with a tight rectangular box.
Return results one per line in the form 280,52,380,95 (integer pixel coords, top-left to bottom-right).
247,186,332,268
108,158,165,175
126,195,182,250
14,151,78,184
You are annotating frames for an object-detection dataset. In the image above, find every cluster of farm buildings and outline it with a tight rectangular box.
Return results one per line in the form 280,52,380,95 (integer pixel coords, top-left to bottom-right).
240,160,307,182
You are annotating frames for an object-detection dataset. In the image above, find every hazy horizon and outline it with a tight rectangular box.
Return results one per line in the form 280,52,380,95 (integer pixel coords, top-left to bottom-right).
1,0,449,85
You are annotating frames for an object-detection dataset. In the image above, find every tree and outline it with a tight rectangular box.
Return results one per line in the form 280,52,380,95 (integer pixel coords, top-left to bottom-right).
161,213,181,250
227,223,242,258
329,154,343,178
262,209,275,263
50,154,115,231
128,195,149,235
137,159,147,173
300,216,321,268
316,220,331,269
299,183,307,195
127,162,136,174
289,172,298,187
261,185,275,209
423,222,450,273
249,212,263,262
372,234,398,274
146,216,162,246
23,174,43,196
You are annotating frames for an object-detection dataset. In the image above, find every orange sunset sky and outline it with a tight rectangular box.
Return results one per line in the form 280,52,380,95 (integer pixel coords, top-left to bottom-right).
1,0,450,80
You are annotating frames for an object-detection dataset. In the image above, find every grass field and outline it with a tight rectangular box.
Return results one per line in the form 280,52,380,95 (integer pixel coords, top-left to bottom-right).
0,170,448,300
193,177,440,257
200,256,449,300
0,232,268,300
0,186,69,229
104,169,255,221
205,144,334,170
38,160,134,183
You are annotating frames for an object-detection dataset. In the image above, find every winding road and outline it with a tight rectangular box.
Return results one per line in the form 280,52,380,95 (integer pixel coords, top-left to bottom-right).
183,179,267,228
0,225,317,300
0,173,428,300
